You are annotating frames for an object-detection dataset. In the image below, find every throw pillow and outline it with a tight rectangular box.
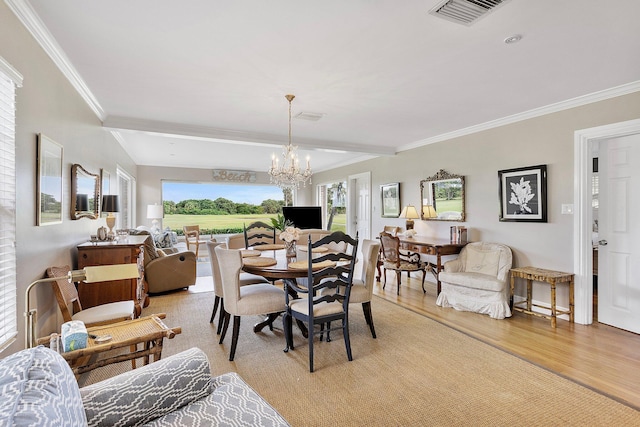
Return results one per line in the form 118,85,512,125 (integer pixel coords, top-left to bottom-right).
464,246,501,276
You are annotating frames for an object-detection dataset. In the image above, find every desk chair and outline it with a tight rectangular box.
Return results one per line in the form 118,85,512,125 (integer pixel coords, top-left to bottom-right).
379,232,428,295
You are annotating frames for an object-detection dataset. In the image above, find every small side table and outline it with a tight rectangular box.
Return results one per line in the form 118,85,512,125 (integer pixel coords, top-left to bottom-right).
38,313,181,376
510,266,574,327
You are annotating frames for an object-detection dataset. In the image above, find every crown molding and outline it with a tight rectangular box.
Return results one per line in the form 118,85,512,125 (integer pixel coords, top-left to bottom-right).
103,116,396,156
5,0,105,120
399,80,640,152
0,56,23,87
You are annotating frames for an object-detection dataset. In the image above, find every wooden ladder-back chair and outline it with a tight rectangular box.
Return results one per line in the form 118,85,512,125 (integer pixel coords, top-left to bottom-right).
243,221,276,248
47,265,136,327
283,231,359,372
379,232,429,294
183,225,207,258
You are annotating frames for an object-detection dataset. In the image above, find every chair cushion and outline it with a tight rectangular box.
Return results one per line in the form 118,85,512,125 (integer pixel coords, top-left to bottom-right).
0,346,87,426
383,260,421,271
348,282,370,303
235,284,285,316
439,271,505,292
71,300,135,325
290,299,345,317
463,246,500,276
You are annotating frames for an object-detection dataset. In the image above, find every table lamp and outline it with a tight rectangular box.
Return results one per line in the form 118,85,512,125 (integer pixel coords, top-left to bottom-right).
75,194,89,212
24,264,140,348
147,204,164,234
422,205,438,219
101,195,120,239
399,205,419,230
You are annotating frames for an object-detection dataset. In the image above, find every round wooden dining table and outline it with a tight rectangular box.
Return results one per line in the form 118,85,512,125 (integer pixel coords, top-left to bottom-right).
242,249,334,337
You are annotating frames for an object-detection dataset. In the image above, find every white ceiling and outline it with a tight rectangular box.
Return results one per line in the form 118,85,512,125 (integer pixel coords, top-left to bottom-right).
15,0,640,172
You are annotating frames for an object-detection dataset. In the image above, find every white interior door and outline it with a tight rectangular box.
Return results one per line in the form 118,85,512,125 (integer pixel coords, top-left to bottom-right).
598,133,640,333
348,172,371,240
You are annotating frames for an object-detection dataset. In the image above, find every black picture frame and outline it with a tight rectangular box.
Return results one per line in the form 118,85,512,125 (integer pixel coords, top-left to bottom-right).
380,182,401,218
498,164,547,222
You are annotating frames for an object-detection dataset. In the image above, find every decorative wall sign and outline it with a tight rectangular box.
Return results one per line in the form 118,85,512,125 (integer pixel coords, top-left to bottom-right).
212,169,256,183
498,164,547,222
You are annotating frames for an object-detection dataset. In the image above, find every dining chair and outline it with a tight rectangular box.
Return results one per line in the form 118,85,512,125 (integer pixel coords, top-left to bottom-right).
379,232,428,294
243,221,276,248
183,225,208,258
206,241,268,334
214,246,285,361
350,239,381,338
283,231,359,372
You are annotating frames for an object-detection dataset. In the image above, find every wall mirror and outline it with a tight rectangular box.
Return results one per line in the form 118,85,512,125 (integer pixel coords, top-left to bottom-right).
420,169,465,221
71,164,100,220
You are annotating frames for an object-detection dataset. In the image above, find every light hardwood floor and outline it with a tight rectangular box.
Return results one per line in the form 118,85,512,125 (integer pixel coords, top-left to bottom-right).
373,273,640,411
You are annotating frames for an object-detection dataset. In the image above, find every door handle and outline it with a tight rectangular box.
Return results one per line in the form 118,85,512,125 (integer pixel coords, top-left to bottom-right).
598,240,608,246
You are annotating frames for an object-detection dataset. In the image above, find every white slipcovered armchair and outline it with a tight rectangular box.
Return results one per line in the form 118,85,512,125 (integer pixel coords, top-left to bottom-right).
436,242,513,319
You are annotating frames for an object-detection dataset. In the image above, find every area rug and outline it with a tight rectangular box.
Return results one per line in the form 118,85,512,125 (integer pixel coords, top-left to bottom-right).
82,290,639,426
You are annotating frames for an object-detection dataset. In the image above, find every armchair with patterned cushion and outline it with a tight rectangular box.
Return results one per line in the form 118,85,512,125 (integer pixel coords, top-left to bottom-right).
436,242,513,319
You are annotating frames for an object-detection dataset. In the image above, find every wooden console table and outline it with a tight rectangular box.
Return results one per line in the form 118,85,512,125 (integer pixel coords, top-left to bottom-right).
510,266,574,327
397,235,467,295
77,235,149,315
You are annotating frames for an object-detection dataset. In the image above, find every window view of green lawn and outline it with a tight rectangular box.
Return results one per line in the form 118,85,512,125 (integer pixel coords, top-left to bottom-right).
161,182,346,235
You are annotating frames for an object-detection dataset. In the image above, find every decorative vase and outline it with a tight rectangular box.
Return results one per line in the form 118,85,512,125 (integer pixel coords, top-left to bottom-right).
284,240,297,257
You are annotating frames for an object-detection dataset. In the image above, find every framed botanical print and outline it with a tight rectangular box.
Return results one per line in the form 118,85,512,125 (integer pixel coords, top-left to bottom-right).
36,134,63,225
498,164,547,222
381,182,401,218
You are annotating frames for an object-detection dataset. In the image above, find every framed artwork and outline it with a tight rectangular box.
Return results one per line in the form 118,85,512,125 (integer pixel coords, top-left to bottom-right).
381,182,401,218
100,169,110,217
36,134,63,225
498,164,547,222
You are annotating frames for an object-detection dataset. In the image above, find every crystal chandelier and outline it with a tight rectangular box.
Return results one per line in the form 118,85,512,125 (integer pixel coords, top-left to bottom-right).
268,94,312,189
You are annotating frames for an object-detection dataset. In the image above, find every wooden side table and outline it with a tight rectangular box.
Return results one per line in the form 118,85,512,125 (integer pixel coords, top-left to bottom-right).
510,266,574,327
38,313,181,376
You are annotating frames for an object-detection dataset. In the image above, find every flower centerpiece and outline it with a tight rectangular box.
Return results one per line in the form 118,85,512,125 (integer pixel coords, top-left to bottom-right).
279,226,301,257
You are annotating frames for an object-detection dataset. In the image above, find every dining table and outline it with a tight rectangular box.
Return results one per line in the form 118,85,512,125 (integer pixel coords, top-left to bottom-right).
242,246,336,337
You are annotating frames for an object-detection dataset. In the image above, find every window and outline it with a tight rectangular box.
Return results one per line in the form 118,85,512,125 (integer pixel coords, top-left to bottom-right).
317,181,347,231
116,166,136,229
0,57,22,352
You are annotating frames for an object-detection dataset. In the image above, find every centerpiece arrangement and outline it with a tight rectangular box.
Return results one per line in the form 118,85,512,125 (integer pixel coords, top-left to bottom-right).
271,214,301,257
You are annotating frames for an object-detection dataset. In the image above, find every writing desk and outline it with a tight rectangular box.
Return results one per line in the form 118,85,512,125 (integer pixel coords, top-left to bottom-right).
396,235,467,295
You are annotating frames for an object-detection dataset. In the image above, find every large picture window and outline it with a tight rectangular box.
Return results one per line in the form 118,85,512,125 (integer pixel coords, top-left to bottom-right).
0,57,22,352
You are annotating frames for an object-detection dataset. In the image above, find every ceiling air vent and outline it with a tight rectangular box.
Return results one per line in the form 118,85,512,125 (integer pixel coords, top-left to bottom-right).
295,112,325,122
429,0,511,26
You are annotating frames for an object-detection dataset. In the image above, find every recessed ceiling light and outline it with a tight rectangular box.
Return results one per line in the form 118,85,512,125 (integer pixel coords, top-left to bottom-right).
504,34,522,44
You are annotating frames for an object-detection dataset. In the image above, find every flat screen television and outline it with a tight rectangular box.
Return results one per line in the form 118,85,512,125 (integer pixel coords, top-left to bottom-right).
282,206,322,230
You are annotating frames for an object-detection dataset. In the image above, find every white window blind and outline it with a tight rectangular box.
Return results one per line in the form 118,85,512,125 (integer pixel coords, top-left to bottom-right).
0,57,21,353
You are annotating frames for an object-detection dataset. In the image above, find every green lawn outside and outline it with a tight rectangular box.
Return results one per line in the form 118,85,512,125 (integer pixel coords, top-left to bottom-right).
163,213,346,234
434,198,462,213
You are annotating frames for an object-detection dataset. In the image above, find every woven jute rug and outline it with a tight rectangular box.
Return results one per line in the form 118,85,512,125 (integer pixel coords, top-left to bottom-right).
80,290,639,426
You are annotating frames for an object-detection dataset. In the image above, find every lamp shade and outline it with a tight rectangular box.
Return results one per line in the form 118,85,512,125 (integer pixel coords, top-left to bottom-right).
75,194,89,211
147,204,164,219
399,205,419,219
422,205,438,219
101,195,120,213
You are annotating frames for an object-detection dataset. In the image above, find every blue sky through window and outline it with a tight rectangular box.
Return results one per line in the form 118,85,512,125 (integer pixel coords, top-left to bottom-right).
162,182,283,205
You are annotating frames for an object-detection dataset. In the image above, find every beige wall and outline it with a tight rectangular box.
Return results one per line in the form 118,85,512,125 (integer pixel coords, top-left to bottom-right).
1,2,137,355
313,92,640,304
